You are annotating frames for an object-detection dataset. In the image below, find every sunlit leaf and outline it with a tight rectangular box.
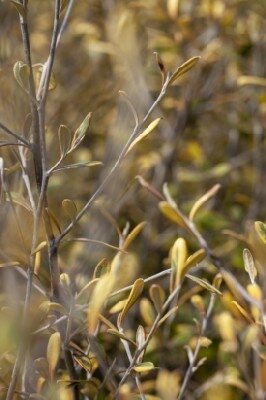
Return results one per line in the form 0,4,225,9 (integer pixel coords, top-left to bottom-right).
168,56,201,85
71,112,92,149
231,301,254,324
254,221,266,245
123,221,147,250
133,361,155,373
171,237,188,287
31,241,47,255
149,284,165,313
189,184,221,221
159,201,189,230
237,76,266,87
47,332,61,379
243,248,257,284
187,274,222,295
184,249,206,270
126,118,161,155
118,278,144,326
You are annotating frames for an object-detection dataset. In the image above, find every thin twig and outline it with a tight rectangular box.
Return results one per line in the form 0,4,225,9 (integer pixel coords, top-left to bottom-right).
0,121,30,146
56,76,170,244
177,293,216,400
114,283,181,398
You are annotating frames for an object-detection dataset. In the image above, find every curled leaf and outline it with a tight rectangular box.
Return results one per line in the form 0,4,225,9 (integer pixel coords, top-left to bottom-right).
71,112,92,149
118,278,144,326
123,221,147,250
126,118,161,155
189,184,221,221
187,274,222,295
168,56,201,85
254,221,266,245
243,248,257,285
107,329,136,346
31,241,47,255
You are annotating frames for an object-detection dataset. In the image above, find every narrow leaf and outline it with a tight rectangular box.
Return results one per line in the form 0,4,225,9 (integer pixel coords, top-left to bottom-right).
136,325,146,363
254,221,266,245
126,117,161,155
243,248,257,284
123,221,147,250
55,161,102,172
107,329,136,346
159,201,189,230
13,61,30,92
184,249,206,270
149,284,165,313
168,56,201,85
71,112,92,148
187,274,222,295
231,301,254,324
118,278,144,326
133,362,155,373
189,184,221,221
0,261,20,268
47,332,61,379
31,241,47,255
237,76,266,87
58,125,72,157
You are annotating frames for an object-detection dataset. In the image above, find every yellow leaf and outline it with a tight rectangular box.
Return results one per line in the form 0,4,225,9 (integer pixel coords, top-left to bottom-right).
31,241,47,255
123,221,147,250
231,301,254,324
187,274,222,295
184,248,206,270
171,237,188,287
149,284,165,313
159,201,189,230
243,248,257,284
47,332,61,379
133,361,155,373
118,278,144,326
168,56,201,85
189,184,221,221
237,75,266,87
87,274,115,333
126,118,161,155
254,221,266,245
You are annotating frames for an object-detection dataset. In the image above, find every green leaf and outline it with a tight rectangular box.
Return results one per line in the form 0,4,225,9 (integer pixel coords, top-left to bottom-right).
133,361,155,373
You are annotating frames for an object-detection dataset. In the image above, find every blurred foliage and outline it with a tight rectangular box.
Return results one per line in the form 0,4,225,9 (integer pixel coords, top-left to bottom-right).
0,0,265,399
